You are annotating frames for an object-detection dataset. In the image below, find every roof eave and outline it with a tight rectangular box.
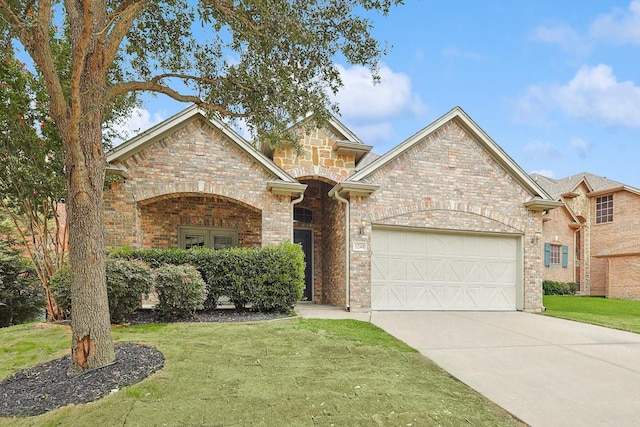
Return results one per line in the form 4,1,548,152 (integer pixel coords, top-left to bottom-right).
524,199,564,212
106,104,297,183
350,106,555,201
266,181,307,196
328,182,379,199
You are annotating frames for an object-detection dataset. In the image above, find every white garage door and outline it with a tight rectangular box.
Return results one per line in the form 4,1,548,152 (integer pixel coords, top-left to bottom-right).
371,228,519,310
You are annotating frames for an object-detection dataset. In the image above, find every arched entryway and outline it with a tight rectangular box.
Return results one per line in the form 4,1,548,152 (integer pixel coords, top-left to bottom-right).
138,193,262,249
293,179,346,305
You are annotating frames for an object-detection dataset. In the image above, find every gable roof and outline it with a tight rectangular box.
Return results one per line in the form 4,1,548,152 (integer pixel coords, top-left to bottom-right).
348,106,555,202
106,105,298,183
257,111,373,164
531,172,640,199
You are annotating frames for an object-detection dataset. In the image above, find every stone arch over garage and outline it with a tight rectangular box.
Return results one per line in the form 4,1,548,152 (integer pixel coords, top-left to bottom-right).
137,192,262,249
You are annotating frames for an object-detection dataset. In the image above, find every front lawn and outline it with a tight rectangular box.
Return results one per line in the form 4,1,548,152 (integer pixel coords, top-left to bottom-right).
0,318,523,426
542,295,640,334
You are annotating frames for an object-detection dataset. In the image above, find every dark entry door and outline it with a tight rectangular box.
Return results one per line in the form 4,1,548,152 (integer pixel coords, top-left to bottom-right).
293,229,313,301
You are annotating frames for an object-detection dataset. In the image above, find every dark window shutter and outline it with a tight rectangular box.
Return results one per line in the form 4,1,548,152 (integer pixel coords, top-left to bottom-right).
562,245,569,268
544,243,551,267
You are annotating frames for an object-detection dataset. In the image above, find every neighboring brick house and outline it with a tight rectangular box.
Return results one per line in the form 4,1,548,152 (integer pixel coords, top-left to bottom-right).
105,105,560,312
532,173,640,300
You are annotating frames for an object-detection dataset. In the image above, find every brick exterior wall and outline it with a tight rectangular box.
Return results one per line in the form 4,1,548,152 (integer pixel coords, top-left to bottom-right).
348,120,545,312
104,118,291,250
541,181,640,300
590,190,640,297
605,254,640,300
564,183,591,293
139,195,261,248
105,110,556,310
541,207,576,285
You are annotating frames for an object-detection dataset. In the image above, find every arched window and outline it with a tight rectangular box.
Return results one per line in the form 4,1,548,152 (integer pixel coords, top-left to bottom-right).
294,207,313,223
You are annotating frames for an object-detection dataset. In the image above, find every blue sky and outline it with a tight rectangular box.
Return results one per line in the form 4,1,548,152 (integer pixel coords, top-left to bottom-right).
121,0,640,188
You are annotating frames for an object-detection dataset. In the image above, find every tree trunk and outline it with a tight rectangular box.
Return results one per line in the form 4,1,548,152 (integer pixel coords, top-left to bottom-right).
65,110,114,376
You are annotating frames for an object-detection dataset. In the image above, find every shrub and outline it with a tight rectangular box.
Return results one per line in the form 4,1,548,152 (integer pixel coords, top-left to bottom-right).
105,258,154,323
543,280,578,296
251,243,305,312
112,243,306,313
0,243,44,327
153,264,206,320
203,247,257,310
50,258,154,324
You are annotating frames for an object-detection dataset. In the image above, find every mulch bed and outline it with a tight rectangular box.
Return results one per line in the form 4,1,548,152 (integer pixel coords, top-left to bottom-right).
0,309,292,418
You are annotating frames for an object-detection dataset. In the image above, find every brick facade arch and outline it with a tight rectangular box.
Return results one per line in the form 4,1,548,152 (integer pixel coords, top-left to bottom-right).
135,183,266,211
369,198,526,234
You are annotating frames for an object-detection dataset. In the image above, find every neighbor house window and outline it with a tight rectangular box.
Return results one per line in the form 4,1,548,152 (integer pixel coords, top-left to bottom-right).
544,243,568,268
595,194,613,224
549,245,561,265
178,226,237,250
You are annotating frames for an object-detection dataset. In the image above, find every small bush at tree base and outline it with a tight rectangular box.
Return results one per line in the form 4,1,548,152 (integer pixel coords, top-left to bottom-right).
105,258,154,323
50,258,154,324
0,243,44,327
543,280,578,296
153,264,206,320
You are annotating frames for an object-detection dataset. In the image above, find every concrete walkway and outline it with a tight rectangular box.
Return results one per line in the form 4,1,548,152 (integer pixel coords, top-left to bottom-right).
296,304,640,427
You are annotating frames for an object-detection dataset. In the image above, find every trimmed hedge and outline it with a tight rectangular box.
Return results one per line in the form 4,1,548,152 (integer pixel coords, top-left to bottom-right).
112,242,305,313
543,280,578,296
0,243,44,327
50,258,154,324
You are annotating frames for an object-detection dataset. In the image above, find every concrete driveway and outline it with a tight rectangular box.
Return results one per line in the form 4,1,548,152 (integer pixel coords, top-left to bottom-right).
369,311,640,427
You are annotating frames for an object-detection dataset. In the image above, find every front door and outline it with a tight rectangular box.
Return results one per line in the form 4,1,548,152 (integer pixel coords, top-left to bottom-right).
293,228,313,301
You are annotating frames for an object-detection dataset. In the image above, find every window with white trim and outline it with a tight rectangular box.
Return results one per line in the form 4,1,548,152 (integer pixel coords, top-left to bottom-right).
178,226,237,250
595,194,613,224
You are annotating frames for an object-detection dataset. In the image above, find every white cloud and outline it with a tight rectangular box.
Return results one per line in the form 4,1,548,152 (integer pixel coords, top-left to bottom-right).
347,122,395,147
332,64,427,143
590,0,640,45
112,108,166,144
523,140,561,160
531,169,555,178
514,64,640,129
441,46,485,61
569,137,591,158
531,24,591,56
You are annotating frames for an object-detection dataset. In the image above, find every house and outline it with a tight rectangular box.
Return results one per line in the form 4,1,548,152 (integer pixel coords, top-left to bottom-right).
532,173,640,300
104,105,561,312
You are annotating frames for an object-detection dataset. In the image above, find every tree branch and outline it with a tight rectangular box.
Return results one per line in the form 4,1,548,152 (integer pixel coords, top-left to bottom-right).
100,0,146,67
109,77,255,119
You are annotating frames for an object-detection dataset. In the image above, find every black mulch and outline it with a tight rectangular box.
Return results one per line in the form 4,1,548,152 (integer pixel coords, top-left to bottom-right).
0,309,292,418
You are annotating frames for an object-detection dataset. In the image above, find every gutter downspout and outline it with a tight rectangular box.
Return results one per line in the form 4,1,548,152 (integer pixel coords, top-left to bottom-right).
291,192,305,241
332,191,350,311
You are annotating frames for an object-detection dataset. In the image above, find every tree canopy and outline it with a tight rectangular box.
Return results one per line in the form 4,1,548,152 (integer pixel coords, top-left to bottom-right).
0,0,402,375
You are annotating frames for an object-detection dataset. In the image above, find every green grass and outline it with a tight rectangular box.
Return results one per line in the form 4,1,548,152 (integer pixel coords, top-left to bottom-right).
542,295,640,334
0,319,523,426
